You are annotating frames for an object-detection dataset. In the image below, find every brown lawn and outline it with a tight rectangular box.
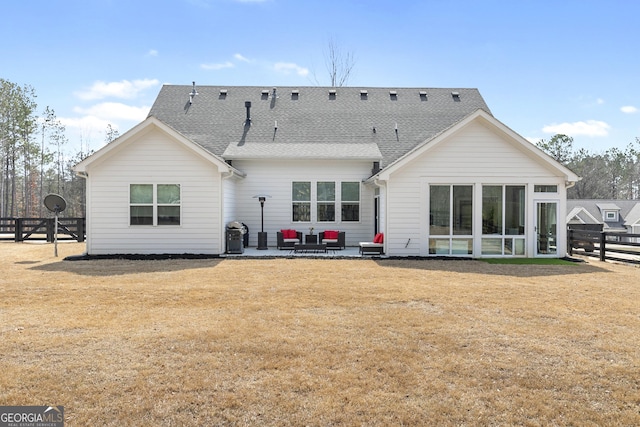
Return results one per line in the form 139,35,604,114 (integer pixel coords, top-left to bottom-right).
1,242,639,426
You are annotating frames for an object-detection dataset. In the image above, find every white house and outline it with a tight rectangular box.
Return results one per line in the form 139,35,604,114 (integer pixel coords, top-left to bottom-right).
74,84,579,257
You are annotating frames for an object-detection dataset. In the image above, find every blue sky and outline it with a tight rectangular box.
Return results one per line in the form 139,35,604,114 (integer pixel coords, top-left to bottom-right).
2,0,638,155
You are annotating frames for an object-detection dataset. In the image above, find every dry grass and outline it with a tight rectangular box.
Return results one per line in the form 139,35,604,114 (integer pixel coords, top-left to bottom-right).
1,242,639,426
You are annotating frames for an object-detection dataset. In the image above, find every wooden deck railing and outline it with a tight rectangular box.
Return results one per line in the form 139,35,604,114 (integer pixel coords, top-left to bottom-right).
0,217,85,242
568,228,640,264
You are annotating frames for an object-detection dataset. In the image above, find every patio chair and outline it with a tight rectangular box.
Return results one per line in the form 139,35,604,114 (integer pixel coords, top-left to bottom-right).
277,229,303,249
359,233,384,255
319,230,346,249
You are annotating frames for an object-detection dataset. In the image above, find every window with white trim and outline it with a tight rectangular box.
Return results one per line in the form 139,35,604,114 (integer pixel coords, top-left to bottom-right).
534,185,558,193
604,211,618,221
292,181,311,222
291,180,360,223
481,185,525,255
341,182,360,221
317,181,335,222
130,184,180,226
429,184,473,255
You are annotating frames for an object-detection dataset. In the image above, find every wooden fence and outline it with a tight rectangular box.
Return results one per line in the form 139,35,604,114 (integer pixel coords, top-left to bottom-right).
0,217,85,243
568,228,640,264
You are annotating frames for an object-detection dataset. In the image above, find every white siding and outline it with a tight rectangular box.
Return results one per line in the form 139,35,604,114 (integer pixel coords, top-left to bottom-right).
231,159,376,247
222,177,237,228
85,128,222,255
385,120,568,257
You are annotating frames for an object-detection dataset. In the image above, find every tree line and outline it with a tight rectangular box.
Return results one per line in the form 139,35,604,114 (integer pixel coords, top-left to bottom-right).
2,77,638,221
537,134,640,199
0,78,120,219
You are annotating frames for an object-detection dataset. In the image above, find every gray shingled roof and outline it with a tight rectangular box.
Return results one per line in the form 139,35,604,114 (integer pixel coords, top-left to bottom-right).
148,85,491,169
567,200,640,230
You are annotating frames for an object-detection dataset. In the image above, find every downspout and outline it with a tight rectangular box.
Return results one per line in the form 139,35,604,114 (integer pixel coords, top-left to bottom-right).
220,168,237,254
74,170,89,254
372,176,387,255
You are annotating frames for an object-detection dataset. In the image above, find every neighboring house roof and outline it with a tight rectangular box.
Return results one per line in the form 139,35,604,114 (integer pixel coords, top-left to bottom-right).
566,200,640,231
147,85,491,169
567,206,600,224
596,202,621,211
624,204,640,226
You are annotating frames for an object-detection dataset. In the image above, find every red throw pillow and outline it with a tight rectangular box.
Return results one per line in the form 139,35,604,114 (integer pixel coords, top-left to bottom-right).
373,233,384,243
282,229,297,239
324,230,338,239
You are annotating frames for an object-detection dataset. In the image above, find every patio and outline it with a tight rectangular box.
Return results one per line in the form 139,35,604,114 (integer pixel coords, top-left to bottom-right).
222,246,381,258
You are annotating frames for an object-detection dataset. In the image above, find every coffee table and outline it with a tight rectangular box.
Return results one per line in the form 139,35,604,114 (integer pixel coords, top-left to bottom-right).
293,243,327,253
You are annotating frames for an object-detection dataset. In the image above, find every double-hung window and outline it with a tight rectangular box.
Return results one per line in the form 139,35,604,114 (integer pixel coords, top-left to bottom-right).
292,182,311,222
341,182,360,222
130,184,181,226
317,181,335,222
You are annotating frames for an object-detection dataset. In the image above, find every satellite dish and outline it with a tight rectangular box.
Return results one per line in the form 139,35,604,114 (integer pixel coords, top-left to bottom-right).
44,194,67,213
43,194,67,257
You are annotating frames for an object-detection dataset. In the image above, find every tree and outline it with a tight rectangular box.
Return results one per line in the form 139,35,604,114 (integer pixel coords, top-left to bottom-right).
536,134,574,164
105,123,119,144
326,37,355,87
311,38,356,87
0,79,38,217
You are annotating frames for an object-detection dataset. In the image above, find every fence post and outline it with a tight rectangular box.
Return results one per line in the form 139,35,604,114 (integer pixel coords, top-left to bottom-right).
15,218,23,242
599,232,606,262
567,228,573,256
77,218,85,242
46,218,55,243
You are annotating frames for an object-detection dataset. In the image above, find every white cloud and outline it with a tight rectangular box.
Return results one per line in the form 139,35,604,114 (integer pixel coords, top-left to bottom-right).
146,49,158,57
201,61,235,70
73,103,150,122
60,103,149,149
621,105,638,114
273,62,309,76
75,79,160,100
542,120,611,137
525,137,541,144
60,115,113,133
234,53,251,62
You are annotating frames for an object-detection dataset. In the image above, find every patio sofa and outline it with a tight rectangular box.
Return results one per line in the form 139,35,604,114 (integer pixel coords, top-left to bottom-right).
319,230,346,250
277,229,303,249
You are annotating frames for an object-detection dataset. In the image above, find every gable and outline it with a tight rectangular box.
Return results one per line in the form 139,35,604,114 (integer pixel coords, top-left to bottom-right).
74,117,241,176
567,206,600,224
376,110,580,183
